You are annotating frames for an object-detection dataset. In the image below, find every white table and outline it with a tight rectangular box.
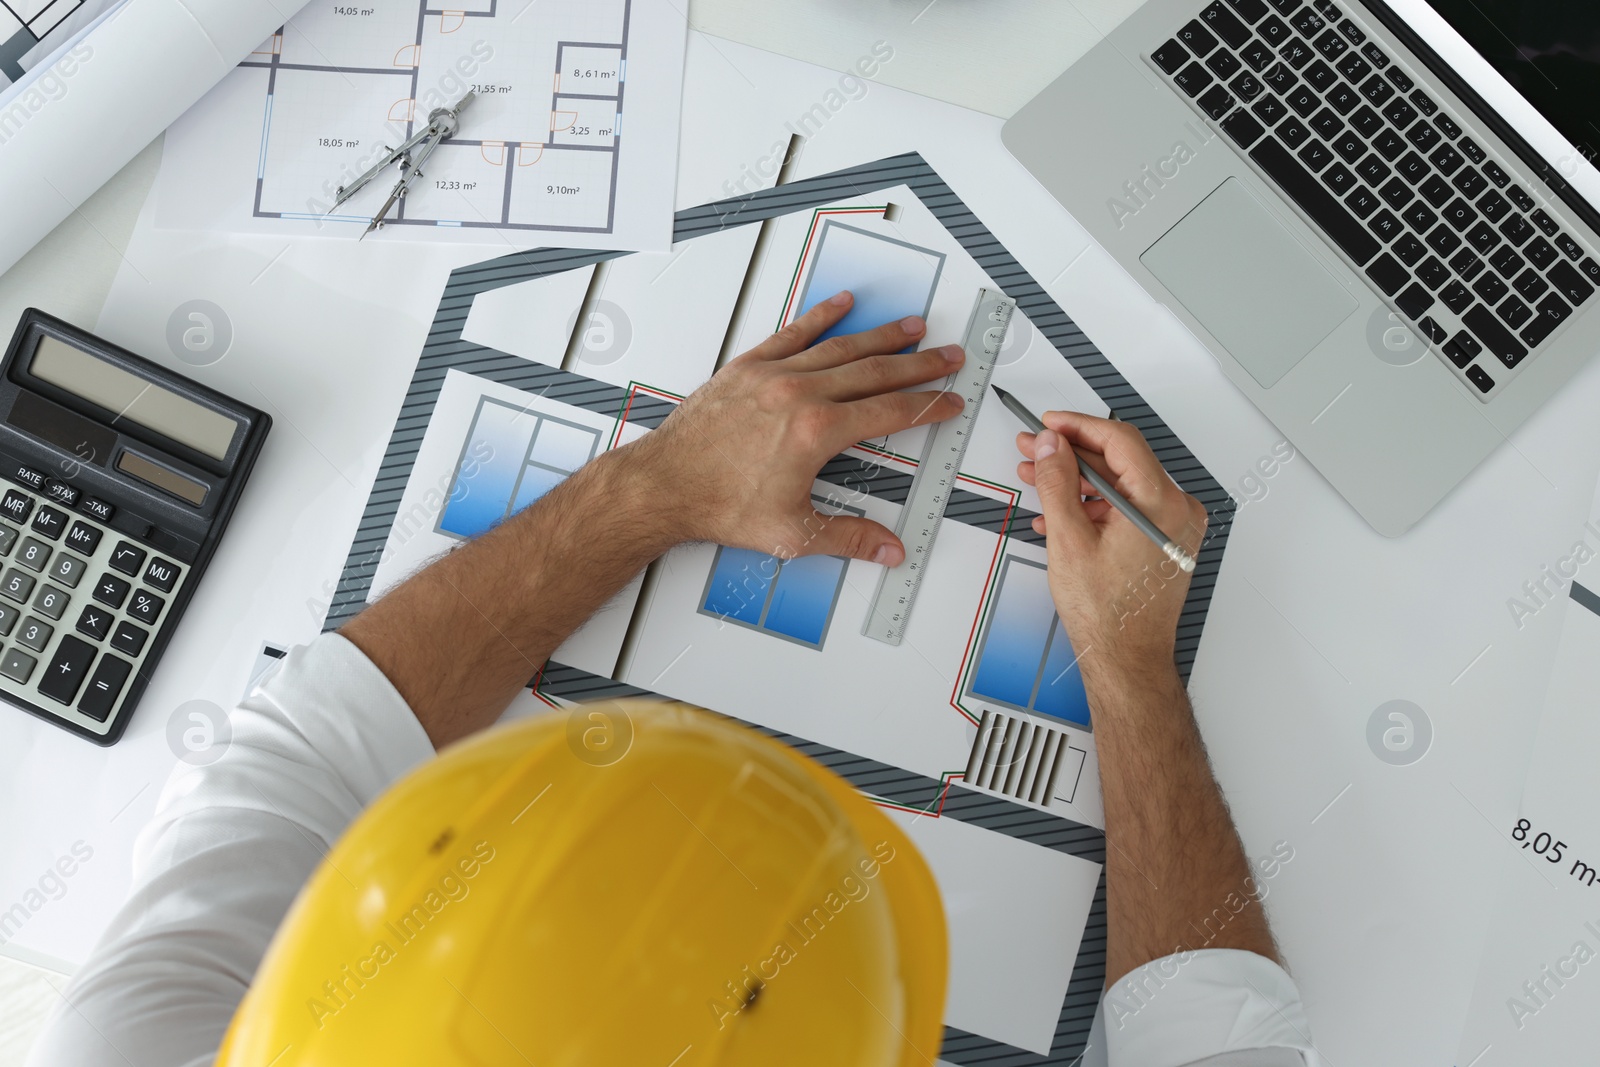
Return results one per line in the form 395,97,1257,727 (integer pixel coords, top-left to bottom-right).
3,4,1597,1066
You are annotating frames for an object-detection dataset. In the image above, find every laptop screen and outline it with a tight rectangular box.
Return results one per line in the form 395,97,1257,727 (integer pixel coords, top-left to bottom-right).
1423,2,1600,174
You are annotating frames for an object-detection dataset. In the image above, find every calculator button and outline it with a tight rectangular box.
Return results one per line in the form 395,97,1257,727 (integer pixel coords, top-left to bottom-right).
78,654,132,723
144,558,179,593
0,526,15,557
16,537,50,572
47,553,87,588
45,480,80,507
80,497,114,522
1,490,33,525
0,603,17,636
64,522,101,555
1,569,36,603
31,506,66,540
110,621,148,657
109,541,146,576
127,589,165,625
76,605,113,641
32,585,69,621
12,466,44,490
39,635,96,705
16,617,53,653
0,648,35,685
92,574,130,609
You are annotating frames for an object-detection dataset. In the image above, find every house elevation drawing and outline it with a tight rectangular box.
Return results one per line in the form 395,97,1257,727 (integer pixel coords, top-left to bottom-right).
322,153,1239,1063
232,0,684,249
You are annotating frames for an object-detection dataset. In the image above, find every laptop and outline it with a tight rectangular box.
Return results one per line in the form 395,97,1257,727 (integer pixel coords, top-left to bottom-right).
1003,0,1600,535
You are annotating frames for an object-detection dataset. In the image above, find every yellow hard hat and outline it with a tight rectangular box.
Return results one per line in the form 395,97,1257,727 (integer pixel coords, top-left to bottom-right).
217,700,948,1066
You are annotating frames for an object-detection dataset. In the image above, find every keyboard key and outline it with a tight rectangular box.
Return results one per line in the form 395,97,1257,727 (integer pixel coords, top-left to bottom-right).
78,654,132,723
1396,282,1434,318
1420,175,1454,208
1417,256,1449,289
1520,293,1573,348
1465,365,1495,393
1555,234,1583,261
1368,209,1402,241
1478,190,1511,222
1548,261,1595,305
38,635,96,704
1382,97,1417,128
0,490,32,525
1298,138,1334,171
1444,330,1481,367
1366,253,1410,295
92,574,130,609
1207,49,1243,80
1198,84,1236,118
0,568,33,604
1530,208,1560,237
47,552,86,589
1287,85,1320,116
1441,197,1477,231
1290,8,1324,36
1418,316,1449,344
1372,129,1407,161
1440,281,1473,314
1304,59,1337,92
16,617,52,653
1345,186,1380,218
1314,28,1348,60
1323,162,1356,194
1465,305,1528,365
1252,94,1288,125
1387,66,1415,93
1362,41,1390,68
1392,233,1427,266
1309,108,1342,139
1582,257,1600,284
32,584,68,621
1337,52,1371,83
0,648,35,684
1507,184,1536,212
110,621,148,657
64,522,101,556
1524,236,1558,270
1178,20,1220,56
1402,202,1438,232
1314,2,1340,20
1406,121,1441,152
1226,0,1270,22
1396,152,1428,184
128,588,165,625
81,497,114,522
1153,40,1190,74
0,527,14,558
1356,155,1391,185
1333,131,1365,163
1498,295,1533,329
1500,214,1535,246
1201,2,1254,48
1277,116,1311,148
1434,113,1462,140
1458,137,1486,164
144,558,179,593
1380,176,1413,209
1473,271,1510,305
1230,71,1265,100
1513,268,1549,302
1450,249,1484,281
1280,37,1315,68
1258,16,1293,46
1481,160,1510,188
1490,245,1525,277
1241,39,1276,71
1452,167,1488,199
109,541,146,576
15,537,50,572
1360,74,1395,107
1348,105,1383,137
1409,90,1437,116
44,480,78,507
1222,108,1265,147
30,506,65,540
1175,61,1215,97
1429,143,1464,176
1337,18,1365,44
0,603,16,636
1263,62,1299,96
76,604,112,641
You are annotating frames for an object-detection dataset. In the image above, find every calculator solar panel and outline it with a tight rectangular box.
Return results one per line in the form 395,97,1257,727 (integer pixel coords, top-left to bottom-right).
0,310,270,744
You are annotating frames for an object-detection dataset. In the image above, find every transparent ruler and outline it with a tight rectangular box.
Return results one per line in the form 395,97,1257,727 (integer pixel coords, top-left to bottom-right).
862,288,1016,646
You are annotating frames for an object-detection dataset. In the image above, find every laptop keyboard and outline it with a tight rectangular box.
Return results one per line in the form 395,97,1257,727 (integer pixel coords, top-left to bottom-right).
1148,0,1597,400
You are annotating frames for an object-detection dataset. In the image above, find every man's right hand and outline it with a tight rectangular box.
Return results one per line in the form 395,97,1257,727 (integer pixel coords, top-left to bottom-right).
1013,413,1207,678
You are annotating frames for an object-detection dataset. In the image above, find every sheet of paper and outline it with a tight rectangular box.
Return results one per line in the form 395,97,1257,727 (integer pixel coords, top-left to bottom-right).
153,0,687,252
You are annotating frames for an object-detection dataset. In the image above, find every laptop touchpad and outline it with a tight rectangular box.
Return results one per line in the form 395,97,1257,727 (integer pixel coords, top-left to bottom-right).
1141,178,1358,389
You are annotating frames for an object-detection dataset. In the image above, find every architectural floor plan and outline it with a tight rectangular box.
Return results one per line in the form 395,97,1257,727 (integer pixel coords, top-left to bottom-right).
0,0,115,93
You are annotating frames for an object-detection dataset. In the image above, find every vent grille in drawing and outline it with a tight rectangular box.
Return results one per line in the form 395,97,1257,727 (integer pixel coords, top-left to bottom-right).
964,710,1086,808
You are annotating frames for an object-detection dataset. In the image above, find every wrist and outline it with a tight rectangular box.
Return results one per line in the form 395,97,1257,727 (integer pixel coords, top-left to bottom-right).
584,440,694,554
1080,655,1185,717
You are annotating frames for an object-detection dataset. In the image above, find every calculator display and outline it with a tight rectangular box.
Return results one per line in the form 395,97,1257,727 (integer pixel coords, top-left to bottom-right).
30,336,238,460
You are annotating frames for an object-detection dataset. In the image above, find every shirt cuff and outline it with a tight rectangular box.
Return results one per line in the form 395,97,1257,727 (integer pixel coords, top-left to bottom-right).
1101,949,1317,1067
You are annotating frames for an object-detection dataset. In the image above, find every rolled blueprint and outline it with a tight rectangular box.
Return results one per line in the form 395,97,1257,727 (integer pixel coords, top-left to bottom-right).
0,0,304,278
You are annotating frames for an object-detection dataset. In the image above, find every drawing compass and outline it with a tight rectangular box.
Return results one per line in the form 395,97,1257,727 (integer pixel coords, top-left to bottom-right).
328,91,477,238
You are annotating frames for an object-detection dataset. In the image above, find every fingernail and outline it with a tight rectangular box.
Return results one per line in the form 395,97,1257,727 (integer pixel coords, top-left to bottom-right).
830,290,852,305
900,315,925,333
871,543,903,566
1034,429,1058,460
942,343,964,362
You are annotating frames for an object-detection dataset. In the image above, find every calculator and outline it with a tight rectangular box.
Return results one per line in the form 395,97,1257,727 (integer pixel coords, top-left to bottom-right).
0,310,270,744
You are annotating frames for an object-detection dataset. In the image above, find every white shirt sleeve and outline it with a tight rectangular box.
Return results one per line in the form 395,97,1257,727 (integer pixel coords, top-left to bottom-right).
1095,948,1319,1067
26,634,434,1067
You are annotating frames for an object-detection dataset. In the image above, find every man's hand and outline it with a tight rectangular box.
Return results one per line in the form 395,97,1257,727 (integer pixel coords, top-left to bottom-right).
633,291,965,566
1014,413,1207,674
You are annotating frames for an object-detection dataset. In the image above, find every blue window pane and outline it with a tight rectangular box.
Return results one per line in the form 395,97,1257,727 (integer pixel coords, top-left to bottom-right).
1034,621,1091,728
969,559,1057,711
703,548,776,624
439,401,536,538
762,554,846,646
510,465,565,514
796,222,944,347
